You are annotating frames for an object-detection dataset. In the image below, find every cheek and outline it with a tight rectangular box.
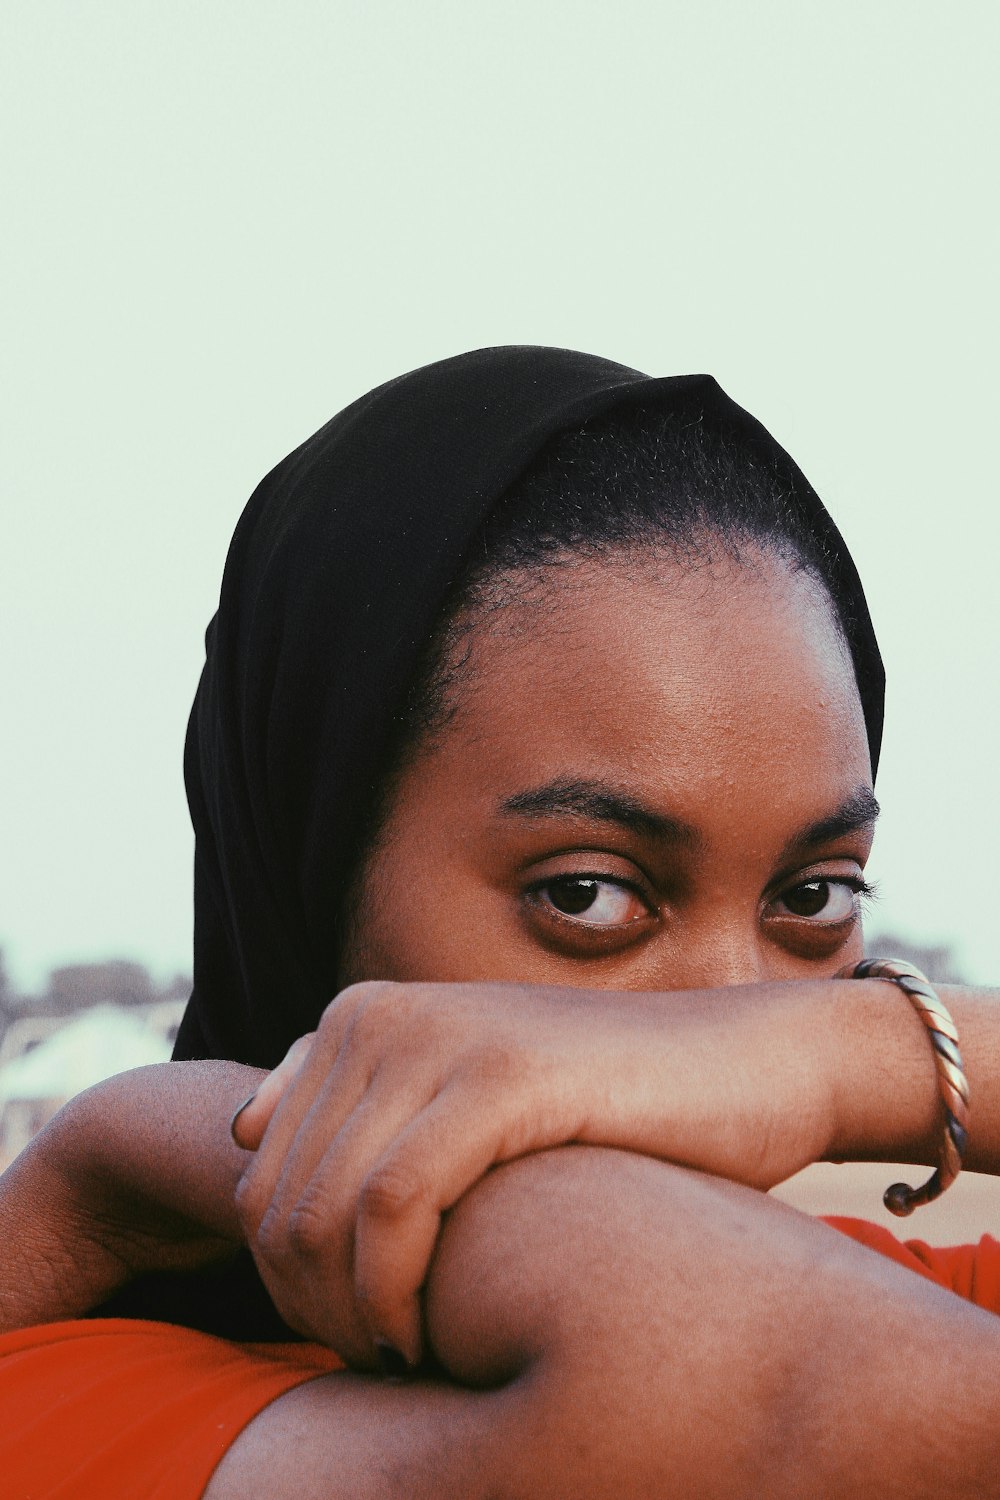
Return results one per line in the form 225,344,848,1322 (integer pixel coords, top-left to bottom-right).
339,827,511,984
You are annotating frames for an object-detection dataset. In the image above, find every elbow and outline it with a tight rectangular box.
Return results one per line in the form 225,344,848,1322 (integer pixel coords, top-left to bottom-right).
423,1146,812,1497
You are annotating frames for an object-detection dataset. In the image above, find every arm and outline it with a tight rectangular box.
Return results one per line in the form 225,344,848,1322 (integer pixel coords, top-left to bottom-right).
235,975,1000,1363
0,1029,320,1333
0,1061,263,1331
2,977,996,1343
3,1034,1000,1495
209,1146,1000,1500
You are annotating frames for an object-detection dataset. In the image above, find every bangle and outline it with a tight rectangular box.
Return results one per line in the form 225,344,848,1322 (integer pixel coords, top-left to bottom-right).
840,957,970,1217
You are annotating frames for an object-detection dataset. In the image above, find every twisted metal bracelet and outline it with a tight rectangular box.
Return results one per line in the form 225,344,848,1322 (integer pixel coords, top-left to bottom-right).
841,957,970,1217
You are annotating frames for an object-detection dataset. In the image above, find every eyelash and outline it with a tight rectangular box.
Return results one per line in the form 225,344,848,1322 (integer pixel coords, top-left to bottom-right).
773,874,877,921
529,871,877,928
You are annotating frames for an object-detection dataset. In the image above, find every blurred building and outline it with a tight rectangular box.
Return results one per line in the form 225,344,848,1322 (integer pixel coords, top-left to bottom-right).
0,960,187,1168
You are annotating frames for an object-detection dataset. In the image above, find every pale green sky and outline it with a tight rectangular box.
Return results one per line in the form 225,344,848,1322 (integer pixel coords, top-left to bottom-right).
2,1,997,989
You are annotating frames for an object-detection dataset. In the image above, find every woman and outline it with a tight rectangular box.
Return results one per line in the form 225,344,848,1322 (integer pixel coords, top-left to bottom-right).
3,346,1000,1497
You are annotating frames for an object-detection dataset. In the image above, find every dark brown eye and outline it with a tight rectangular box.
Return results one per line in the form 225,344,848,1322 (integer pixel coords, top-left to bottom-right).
547,878,600,915
536,876,647,927
783,881,830,916
779,880,857,920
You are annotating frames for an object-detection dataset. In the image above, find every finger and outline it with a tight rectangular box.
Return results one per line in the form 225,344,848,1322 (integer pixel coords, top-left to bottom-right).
236,980,440,1232
352,1090,511,1363
232,1032,317,1150
233,982,378,1231
235,1035,370,1238
256,1083,431,1367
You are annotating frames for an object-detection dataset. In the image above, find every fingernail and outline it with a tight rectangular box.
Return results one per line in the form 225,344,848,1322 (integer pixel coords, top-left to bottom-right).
374,1340,412,1380
229,1091,257,1142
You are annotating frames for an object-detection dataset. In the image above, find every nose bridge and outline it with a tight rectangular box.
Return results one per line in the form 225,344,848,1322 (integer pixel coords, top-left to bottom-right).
687,948,767,991
656,916,770,992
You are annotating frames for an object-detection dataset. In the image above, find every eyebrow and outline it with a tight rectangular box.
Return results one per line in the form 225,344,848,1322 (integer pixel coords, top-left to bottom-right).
498,778,699,846
497,777,880,856
780,786,881,858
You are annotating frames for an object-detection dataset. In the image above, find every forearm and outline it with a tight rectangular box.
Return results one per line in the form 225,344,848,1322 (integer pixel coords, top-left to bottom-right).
569,977,1000,1184
211,1148,1000,1499
431,1149,1000,1496
0,1061,266,1331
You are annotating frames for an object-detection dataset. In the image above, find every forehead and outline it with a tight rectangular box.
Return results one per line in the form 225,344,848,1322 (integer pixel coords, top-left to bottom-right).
425,550,871,819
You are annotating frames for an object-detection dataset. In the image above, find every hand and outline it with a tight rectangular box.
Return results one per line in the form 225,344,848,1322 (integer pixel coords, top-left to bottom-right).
233,977,837,1369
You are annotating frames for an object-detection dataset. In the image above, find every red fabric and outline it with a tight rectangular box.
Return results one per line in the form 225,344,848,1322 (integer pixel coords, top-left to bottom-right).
4,1224,1000,1498
0,1318,340,1500
823,1216,1000,1308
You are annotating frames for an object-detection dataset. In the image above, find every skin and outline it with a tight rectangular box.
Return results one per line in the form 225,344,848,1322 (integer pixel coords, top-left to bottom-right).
233,548,885,1363
4,546,1000,1496
340,549,875,991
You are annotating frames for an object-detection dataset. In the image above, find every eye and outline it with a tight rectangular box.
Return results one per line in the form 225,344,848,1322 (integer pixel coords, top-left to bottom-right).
535,875,648,927
776,878,867,922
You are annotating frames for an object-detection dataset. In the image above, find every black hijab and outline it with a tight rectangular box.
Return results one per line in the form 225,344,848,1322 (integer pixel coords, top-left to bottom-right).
174,345,885,1073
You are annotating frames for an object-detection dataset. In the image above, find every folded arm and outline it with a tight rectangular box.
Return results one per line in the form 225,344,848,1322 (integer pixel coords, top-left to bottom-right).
4,991,1000,1495
2,976,999,1345
235,976,1000,1363
209,1146,1000,1499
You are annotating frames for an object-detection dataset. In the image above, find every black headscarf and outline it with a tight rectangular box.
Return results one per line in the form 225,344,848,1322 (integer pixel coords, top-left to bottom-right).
175,345,885,1073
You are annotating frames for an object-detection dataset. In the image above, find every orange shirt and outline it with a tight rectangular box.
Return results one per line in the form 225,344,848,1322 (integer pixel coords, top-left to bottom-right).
823,1216,1000,1307
0,1319,342,1500
3,1220,999,1500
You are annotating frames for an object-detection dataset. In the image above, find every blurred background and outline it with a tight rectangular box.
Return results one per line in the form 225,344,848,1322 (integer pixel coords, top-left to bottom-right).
1,3,997,1230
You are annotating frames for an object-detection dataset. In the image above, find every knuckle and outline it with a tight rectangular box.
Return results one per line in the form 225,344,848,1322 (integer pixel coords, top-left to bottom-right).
316,997,346,1041
233,1170,267,1232
252,1202,290,1264
317,981,390,1037
359,1164,422,1223
285,1194,332,1258
281,1031,315,1069
347,982,407,1047
470,1040,525,1091
338,979,400,1013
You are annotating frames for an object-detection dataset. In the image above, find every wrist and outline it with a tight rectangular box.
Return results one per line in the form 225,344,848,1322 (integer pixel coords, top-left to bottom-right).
826,975,941,1165
594,982,844,1188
